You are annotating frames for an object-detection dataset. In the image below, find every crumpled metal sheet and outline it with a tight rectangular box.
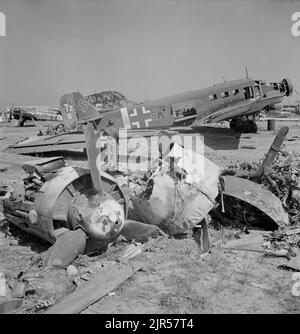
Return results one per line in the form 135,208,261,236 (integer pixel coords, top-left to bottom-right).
222,175,289,227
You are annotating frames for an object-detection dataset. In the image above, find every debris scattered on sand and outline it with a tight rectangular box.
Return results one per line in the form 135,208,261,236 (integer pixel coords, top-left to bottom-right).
262,229,300,258
41,122,84,136
240,145,256,149
121,243,143,261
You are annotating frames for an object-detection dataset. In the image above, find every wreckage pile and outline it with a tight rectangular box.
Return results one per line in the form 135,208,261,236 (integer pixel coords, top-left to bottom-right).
40,122,85,136
123,145,220,238
85,91,135,110
262,228,300,258
2,126,293,254
1,125,300,313
40,121,119,139
39,90,136,137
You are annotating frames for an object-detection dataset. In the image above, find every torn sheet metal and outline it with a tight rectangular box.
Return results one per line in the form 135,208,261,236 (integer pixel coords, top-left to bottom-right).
221,175,289,228
166,142,220,199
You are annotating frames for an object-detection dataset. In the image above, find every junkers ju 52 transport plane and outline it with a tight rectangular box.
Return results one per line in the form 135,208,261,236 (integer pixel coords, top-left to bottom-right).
5,76,293,155
60,77,293,133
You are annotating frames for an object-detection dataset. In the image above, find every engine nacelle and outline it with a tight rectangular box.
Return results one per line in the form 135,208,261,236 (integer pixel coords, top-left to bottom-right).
282,78,293,96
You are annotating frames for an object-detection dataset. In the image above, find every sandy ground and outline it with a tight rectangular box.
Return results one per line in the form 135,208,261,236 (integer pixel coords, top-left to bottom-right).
0,119,299,314
81,232,300,314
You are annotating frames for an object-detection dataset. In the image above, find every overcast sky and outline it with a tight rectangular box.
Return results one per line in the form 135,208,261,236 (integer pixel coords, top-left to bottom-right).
0,0,300,106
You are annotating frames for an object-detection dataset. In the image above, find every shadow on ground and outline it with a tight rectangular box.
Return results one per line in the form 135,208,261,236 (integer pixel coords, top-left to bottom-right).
177,126,242,151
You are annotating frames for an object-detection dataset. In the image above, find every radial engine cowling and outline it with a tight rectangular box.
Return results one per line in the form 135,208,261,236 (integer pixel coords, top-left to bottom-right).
282,78,293,96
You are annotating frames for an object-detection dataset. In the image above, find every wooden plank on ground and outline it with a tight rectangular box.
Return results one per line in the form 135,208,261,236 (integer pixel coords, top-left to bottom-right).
45,261,142,314
0,298,23,314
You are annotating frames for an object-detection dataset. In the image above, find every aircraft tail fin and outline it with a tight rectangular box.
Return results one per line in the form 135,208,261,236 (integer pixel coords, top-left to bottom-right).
59,92,100,124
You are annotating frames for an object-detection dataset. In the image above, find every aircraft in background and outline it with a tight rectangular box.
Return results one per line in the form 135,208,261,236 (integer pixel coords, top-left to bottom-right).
6,91,129,127
59,77,293,134
8,106,62,126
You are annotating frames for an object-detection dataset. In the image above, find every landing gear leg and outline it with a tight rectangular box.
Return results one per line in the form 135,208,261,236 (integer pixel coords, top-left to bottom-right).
17,116,25,127
229,119,238,131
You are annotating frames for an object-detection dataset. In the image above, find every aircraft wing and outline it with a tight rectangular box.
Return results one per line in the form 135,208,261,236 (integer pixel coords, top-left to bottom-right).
5,128,179,155
197,92,283,124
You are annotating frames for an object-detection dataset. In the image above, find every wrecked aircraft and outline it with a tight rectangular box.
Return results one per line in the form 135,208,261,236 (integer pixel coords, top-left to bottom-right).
5,76,293,155
85,91,135,110
60,77,293,133
8,106,62,127
2,120,290,266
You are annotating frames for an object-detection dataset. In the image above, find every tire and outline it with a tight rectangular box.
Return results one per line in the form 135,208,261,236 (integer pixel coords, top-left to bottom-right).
242,119,257,133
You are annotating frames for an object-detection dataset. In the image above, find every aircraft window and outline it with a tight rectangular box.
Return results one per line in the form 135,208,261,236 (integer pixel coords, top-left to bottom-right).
208,94,217,101
243,86,254,100
232,89,239,95
221,91,229,98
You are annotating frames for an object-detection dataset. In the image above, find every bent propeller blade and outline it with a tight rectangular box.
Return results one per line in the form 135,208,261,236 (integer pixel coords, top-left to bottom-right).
84,123,104,196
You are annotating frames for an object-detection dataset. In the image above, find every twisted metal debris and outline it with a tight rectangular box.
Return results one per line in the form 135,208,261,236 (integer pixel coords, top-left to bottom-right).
227,151,300,225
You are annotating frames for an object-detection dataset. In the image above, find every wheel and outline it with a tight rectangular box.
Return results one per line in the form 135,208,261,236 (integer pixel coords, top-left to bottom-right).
241,119,257,133
282,78,293,96
230,118,257,133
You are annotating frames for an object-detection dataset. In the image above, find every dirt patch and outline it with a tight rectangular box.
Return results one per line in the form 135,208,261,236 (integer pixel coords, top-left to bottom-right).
79,232,298,314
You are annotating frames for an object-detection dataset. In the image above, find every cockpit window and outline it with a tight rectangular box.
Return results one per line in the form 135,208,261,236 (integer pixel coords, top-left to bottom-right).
243,86,254,99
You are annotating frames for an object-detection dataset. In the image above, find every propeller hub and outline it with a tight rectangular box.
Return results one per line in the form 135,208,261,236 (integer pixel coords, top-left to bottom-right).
69,196,125,240
85,198,124,240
